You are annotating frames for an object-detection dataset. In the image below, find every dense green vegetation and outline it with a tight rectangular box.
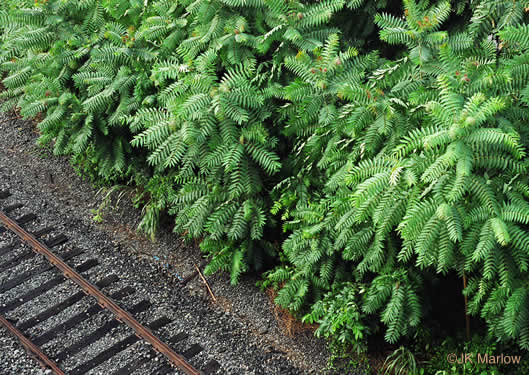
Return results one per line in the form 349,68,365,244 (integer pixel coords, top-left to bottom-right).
2,0,529,372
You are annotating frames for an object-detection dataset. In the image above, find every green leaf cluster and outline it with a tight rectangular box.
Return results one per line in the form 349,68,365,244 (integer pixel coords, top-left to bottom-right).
2,0,529,355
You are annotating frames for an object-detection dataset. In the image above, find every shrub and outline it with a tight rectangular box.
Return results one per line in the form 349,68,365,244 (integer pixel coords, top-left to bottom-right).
303,281,369,355
2,0,529,357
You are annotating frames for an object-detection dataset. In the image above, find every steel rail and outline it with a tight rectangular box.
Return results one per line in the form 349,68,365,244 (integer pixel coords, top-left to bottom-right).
0,210,203,375
0,315,66,375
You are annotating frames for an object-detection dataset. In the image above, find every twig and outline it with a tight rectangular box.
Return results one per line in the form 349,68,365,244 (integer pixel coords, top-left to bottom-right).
180,259,207,285
195,263,216,303
0,117,17,125
463,272,470,340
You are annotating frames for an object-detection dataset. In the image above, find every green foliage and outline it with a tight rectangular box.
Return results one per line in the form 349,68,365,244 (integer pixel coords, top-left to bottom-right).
266,0,529,355
425,336,502,375
383,346,421,375
303,282,369,355
2,0,529,359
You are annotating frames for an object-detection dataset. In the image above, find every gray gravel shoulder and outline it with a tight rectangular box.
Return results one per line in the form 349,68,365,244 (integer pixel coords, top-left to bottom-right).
0,111,343,374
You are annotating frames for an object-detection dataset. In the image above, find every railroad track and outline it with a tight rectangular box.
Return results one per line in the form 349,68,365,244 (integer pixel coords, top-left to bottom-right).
0,190,220,375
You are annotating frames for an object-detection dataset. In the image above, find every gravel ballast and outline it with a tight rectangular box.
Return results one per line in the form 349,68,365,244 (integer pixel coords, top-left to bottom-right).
0,111,351,374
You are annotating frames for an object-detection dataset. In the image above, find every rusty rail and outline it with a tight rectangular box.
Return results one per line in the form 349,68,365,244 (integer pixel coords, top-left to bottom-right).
0,315,66,375
0,210,203,375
